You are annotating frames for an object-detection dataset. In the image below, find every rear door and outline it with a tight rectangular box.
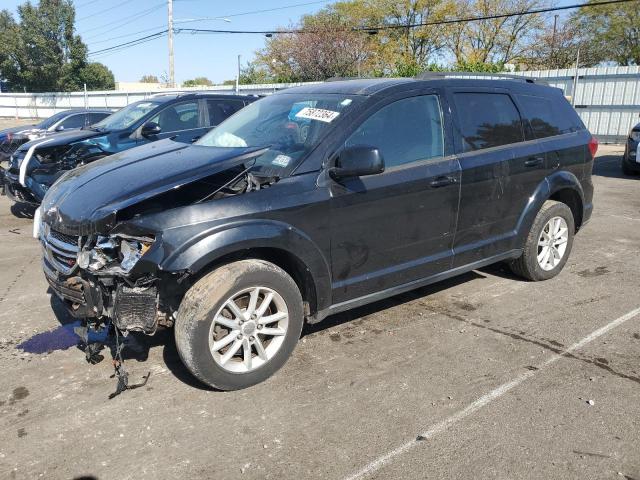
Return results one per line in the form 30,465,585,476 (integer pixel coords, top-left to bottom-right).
449,89,544,266
329,92,461,302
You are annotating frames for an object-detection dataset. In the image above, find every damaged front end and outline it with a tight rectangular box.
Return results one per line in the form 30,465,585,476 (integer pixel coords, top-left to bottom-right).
38,141,276,337
41,224,167,335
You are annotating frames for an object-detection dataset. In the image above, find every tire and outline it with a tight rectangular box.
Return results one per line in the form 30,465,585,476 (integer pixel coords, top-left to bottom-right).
622,160,635,176
175,259,304,390
509,200,575,281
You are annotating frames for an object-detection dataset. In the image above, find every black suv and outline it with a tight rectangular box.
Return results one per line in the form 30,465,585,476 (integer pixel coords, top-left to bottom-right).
4,93,257,205
37,75,596,390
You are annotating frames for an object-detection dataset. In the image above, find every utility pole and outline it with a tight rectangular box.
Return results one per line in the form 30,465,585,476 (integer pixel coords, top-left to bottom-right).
168,0,175,88
551,14,558,67
235,55,241,93
572,48,580,107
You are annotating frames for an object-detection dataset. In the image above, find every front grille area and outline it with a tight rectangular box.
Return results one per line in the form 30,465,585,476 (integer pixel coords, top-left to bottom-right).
41,224,81,275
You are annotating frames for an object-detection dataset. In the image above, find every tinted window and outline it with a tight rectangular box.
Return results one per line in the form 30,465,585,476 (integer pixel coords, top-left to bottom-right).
207,99,245,126
87,112,110,125
518,94,580,139
150,101,200,132
453,93,524,152
59,114,86,129
345,95,444,168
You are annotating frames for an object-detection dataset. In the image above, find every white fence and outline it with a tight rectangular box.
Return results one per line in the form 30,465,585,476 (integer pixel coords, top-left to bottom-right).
2,67,639,142
513,66,640,143
0,82,318,119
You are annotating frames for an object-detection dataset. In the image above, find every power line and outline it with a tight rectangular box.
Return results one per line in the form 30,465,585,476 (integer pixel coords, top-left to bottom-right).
181,0,640,34
89,30,168,56
81,2,165,36
76,0,132,21
179,1,331,21
88,0,637,56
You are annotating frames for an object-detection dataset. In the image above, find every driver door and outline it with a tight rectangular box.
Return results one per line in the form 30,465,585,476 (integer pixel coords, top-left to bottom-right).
329,93,461,303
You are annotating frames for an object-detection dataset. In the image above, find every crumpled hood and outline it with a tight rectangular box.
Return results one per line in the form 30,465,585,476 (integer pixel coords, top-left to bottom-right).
17,128,104,152
41,139,265,235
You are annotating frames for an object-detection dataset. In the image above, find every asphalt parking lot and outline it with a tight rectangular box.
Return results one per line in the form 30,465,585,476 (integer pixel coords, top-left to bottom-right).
0,140,638,480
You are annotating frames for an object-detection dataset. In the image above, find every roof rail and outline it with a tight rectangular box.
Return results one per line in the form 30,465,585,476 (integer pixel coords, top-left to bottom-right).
414,71,538,83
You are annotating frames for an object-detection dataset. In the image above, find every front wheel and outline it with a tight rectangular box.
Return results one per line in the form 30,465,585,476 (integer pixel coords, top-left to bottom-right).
175,259,304,390
509,200,575,281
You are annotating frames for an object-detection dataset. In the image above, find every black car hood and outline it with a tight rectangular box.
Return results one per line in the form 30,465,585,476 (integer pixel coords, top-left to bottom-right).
41,139,266,235
17,128,104,151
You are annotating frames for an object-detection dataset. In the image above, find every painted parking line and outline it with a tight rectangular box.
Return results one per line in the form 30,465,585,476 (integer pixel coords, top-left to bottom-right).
344,306,640,480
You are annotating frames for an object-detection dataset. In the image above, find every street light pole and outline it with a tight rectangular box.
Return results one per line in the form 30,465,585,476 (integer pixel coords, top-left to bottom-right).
168,0,175,88
236,55,241,93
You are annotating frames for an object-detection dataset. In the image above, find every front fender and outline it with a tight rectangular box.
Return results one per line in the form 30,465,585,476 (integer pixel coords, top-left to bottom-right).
160,219,332,311
514,170,585,247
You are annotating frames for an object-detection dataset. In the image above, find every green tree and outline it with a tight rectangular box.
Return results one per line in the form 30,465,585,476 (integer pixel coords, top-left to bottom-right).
139,74,159,83
183,76,213,87
569,1,640,66
0,0,114,92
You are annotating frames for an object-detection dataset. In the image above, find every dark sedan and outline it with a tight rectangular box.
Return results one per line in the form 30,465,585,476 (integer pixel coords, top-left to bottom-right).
622,121,640,175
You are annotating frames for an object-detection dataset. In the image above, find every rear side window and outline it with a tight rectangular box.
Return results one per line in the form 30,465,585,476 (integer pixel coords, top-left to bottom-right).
453,93,524,152
345,95,444,168
59,114,86,130
518,94,581,139
87,112,109,125
207,99,245,126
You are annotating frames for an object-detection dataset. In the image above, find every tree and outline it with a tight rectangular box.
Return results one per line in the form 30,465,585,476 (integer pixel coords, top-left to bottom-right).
569,0,640,66
254,10,371,82
139,74,159,83
445,0,546,65
0,0,113,92
333,0,455,76
183,76,213,87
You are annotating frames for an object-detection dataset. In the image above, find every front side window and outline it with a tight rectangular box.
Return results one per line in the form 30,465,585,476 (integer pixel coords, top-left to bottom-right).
453,93,524,152
93,100,162,131
345,95,444,168
149,101,200,132
197,93,363,176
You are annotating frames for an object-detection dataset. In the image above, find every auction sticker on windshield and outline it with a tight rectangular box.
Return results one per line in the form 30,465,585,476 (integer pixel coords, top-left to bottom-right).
295,107,340,123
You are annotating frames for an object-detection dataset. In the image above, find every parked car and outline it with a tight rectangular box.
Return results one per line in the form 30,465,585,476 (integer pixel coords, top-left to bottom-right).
36,75,596,390
3,93,257,205
0,109,112,180
622,119,640,175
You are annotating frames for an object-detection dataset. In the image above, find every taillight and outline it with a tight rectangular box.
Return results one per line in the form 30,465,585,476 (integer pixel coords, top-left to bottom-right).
588,136,598,158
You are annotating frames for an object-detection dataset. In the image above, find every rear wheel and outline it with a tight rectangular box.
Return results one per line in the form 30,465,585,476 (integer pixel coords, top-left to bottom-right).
175,259,304,390
509,200,575,281
622,160,636,176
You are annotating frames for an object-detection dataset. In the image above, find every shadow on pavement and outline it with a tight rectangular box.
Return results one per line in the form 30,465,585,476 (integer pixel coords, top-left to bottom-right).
593,154,639,179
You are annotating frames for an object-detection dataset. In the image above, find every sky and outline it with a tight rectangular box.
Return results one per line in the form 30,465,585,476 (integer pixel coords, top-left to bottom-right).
3,0,332,84
4,0,579,85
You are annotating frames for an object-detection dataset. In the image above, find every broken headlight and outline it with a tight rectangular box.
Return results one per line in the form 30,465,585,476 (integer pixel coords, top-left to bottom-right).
78,235,154,274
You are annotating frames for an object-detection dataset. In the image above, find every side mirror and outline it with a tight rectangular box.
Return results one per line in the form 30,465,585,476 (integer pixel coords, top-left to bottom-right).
330,145,385,180
141,122,161,137
55,125,64,132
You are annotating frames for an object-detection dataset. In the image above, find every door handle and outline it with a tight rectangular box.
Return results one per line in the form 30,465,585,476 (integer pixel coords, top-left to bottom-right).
525,157,544,167
191,136,201,143
429,176,456,188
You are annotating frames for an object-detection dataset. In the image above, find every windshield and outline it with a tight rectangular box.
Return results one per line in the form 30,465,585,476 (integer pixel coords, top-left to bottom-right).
37,111,72,130
196,93,363,175
92,100,161,131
